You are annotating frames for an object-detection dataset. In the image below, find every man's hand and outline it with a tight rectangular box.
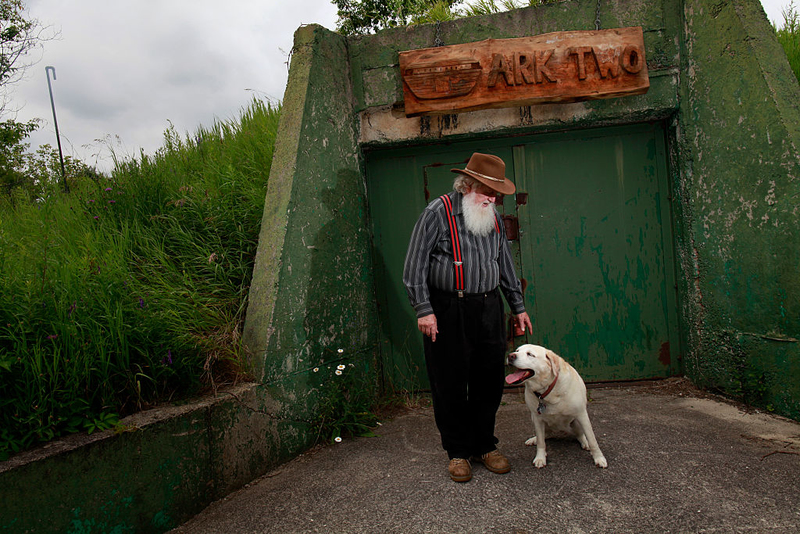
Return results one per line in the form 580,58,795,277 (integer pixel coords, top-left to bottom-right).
418,314,438,342
514,312,533,336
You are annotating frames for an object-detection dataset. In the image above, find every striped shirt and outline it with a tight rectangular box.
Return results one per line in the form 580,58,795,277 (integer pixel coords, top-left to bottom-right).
403,191,526,318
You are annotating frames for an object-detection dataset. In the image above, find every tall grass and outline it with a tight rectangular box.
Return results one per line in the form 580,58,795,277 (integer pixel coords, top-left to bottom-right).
776,1,800,83
0,98,280,459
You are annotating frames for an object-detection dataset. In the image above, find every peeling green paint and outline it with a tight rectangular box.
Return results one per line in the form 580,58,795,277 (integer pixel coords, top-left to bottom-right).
241,17,381,482
348,0,799,416
678,0,800,417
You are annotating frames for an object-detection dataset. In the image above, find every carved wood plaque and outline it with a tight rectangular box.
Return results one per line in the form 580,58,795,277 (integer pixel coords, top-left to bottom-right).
399,27,649,116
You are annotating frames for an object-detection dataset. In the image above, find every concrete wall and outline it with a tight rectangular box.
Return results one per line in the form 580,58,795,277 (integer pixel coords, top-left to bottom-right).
342,0,800,417
242,24,381,427
0,383,303,533
354,0,683,144
678,0,800,415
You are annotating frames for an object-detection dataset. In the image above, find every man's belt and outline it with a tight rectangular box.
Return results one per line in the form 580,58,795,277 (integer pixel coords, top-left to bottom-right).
431,287,498,299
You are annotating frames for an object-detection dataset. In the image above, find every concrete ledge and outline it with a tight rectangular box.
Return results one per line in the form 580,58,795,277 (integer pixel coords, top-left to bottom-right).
0,382,310,534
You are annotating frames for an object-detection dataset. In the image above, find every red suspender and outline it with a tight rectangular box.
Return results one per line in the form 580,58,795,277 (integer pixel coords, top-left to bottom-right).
440,194,503,293
440,194,464,292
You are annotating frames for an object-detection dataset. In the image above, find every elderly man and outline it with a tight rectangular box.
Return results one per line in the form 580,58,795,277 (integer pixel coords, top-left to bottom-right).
403,152,533,483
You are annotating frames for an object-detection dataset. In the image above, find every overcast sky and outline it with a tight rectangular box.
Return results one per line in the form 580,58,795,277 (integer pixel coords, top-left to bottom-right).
10,0,793,173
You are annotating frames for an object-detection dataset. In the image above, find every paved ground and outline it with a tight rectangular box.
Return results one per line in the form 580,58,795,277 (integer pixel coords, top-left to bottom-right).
170,380,800,533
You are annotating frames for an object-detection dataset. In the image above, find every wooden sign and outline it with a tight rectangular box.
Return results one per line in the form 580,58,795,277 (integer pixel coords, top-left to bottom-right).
399,27,649,116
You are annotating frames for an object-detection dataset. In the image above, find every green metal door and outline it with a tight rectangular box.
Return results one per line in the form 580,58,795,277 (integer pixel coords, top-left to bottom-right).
365,122,680,390
515,123,679,380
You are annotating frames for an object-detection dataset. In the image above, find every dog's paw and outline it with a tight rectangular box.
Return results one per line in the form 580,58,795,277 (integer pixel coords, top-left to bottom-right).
524,437,537,447
533,456,547,468
594,456,608,468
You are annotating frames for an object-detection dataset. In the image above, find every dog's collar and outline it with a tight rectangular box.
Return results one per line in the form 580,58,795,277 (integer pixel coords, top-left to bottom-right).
535,372,559,401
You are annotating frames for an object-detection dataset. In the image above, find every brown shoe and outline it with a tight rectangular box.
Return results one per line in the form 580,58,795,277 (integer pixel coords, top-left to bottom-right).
448,458,472,482
473,449,510,474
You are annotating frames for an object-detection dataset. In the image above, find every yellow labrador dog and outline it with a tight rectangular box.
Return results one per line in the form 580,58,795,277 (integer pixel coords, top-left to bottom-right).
506,344,607,468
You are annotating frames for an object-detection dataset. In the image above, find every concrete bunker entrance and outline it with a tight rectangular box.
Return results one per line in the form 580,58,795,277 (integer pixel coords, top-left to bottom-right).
364,120,682,391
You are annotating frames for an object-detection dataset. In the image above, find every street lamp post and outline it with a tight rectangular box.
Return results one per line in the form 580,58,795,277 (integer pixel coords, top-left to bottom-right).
45,66,68,193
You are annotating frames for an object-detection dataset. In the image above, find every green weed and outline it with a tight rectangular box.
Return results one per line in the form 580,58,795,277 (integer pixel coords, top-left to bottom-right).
0,98,280,458
314,354,380,444
776,1,800,83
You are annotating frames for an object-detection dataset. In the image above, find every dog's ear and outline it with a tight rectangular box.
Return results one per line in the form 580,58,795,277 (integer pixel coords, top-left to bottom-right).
544,350,557,375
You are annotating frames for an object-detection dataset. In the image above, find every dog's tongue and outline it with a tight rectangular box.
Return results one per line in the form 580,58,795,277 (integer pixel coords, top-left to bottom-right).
505,370,528,384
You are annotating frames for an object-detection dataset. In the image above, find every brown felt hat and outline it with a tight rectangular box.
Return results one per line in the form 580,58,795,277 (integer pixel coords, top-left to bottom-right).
451,153,516,195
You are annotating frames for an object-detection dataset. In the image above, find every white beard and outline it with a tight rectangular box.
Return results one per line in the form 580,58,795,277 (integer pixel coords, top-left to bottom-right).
462,191,497,236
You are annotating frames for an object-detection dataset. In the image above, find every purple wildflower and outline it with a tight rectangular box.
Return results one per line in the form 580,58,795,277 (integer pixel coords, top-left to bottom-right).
162,350,173,366
105,187,112,192
139,297,145,308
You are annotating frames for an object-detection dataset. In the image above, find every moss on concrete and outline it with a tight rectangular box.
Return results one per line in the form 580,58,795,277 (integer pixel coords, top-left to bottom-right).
344,0,800,418
242,22,381,449
0,384,291,534
678,0,800,417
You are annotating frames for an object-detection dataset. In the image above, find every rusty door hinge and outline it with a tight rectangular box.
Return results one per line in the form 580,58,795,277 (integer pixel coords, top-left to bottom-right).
502,215,519,240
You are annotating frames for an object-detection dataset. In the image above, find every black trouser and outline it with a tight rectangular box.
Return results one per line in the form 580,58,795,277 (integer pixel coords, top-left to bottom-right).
424,288,507,460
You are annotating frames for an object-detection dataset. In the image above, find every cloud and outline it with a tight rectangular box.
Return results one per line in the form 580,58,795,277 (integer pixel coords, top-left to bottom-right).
15,0,339,170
